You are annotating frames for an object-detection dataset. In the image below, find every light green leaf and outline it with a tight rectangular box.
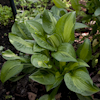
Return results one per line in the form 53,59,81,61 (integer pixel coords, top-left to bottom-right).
42,10,57,34
26,20,44,36
12,22,32,39
0,46,4,51
31,33,57,51
70,0,80,14
76,39,92,62
31,53,52,68
64,69,100,96
46,72,63,91
94,7,100,16
0,60,23,83
75,22,88,29
52,43,77,62
63,59,89,74
56,12,76,43
9,33,34,54
52,0,66,8
2,49,27,62
29,70,55,85
47,33,62,47
39,94,55,100
76,93,93,100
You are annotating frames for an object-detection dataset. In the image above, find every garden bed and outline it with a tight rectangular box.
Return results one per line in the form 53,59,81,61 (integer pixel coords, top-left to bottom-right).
0,0,100,100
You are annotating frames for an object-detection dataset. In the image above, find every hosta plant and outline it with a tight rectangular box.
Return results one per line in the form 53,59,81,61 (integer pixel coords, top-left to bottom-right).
0,8,99,100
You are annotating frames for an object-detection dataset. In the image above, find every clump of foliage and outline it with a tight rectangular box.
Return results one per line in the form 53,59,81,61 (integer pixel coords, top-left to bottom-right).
0,6,99,99
14,0,53,22
0,4,13,26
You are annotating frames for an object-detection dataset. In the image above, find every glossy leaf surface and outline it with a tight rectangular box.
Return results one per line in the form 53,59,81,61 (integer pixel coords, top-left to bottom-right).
76,39,92,62
64,59,89,73
31,33,57,51
0,60,23,83
26,20,44,36
2,49,27,62
42,10,57,34
56,12,76,43
31,53,52,68
12,22,32,39
9,33,34,54
64,69,100,96
52,43,77,62
29,70,55,85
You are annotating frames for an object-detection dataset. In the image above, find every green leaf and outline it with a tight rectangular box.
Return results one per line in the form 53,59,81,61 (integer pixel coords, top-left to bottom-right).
64,69,100,96
26,20,44,36
31,33,57,51
76,39,92,62
42,10,57,34
12,22,32,39
9,33,34,54
2,49,27,62
76,93,93,100
0,60,23,83
29,70,55,85
39,94,55,100
46,72,63,91
94,7,100,16
33,43,45,52
47,33,62,47
31,53,52,68
52,43,77,62
56,12,76,43
63,59,89,73
70,0,80,14
75,22,88,30
52,0,66,8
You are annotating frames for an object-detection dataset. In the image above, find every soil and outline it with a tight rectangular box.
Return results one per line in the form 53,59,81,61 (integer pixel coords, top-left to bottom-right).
0,0,100,100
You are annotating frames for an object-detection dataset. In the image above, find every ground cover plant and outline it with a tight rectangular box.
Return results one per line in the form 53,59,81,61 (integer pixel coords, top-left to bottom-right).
0,4,13,26
0,4,100,99
0,0,100,100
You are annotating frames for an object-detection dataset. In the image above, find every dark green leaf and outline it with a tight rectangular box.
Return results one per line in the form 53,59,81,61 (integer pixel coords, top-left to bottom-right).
46,72,63,91
76,39,92,62
0,60,23,83
94,7,100,16
39,94,55,100
52,43,77,62
70,0,80,14
31,33,57,51
52,0,66,8
64,69,100,96
29,70,55,85
76,93,93,100
42,10,57,34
